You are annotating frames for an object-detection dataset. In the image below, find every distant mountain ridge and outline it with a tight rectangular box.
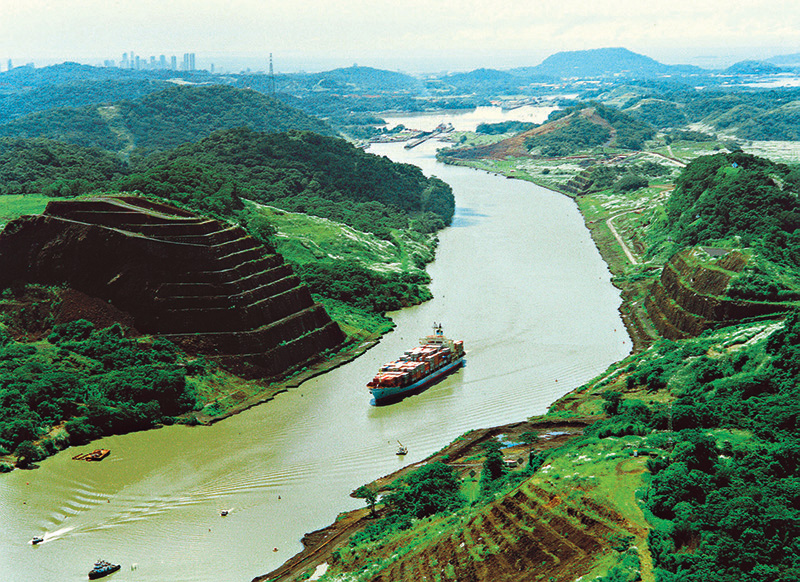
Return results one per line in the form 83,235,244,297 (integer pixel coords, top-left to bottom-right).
766,52,800,68
309,65,423,93
0,62,177,124
1,48,795,131
512,47,705,78
262,65,424,96
0,61,172,88
724,60,786,75
434,68,519,94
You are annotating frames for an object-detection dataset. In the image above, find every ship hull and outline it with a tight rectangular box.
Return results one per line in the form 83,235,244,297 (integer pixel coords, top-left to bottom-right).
369,356,465,405
89,564,121,579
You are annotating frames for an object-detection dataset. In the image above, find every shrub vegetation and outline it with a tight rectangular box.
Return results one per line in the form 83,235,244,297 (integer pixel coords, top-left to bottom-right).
0,317,201,459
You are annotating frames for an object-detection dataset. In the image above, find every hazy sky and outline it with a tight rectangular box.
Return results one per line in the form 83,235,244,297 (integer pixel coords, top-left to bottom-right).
2,0,799,72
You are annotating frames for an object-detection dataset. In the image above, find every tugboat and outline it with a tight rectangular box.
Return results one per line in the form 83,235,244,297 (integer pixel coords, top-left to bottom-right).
367,324,465,404
30,536,44,545
220,509,229,517
88,559,121,579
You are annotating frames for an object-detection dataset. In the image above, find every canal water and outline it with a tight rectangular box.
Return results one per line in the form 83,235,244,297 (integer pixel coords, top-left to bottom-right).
0,108,630,582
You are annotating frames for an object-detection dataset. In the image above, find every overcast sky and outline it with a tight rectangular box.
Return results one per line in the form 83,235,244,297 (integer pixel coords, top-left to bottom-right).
2,0,799,72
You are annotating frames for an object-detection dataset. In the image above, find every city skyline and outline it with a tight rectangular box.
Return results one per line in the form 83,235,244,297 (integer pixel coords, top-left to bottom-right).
99,51,196,71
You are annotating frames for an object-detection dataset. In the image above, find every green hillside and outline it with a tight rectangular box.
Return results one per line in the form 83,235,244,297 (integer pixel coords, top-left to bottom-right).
0,137,127,196
282,306,800,582
125,127,454,235
595,85,800,142
118,84,336,152
0,85,336,155
0,107,125,151
0,62,172,122
655,152,800,279
0,79,169,125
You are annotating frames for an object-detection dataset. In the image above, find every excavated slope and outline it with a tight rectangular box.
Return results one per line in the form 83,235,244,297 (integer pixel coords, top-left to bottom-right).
0,195,345,378
646,248,790,338
364,481,640,582
444,109,612,161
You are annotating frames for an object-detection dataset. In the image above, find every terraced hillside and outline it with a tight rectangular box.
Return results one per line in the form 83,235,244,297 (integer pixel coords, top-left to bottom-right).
363,480,644,582
647,247,794,338
0,195,345,378
260,419,652,582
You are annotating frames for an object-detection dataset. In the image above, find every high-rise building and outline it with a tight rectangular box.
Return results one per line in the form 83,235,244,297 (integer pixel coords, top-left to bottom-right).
107,50,194,72
182,53,196,71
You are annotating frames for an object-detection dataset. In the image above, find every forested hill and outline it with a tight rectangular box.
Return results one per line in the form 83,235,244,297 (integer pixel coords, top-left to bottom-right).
0,78,169,126
118,85,336,151
0,62,169,123
0,138,127,196
445,101,656,160
0,127,455,237
0,85,336,155
512,47,704,78
663,152,800,267
118,127,455,236
270,65,424,95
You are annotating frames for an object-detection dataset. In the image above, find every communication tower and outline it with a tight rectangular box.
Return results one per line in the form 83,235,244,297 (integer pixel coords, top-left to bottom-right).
269,53,276,94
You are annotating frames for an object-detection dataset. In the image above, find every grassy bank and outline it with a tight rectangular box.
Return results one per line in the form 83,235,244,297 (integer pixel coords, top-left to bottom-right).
0,193,49,228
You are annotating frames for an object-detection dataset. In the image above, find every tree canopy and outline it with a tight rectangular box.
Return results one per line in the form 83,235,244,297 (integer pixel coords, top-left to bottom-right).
665,152,800,266
0,316,201,460
132,127,454,235
0,137,127,196
592,314,800,581
0,85,336,155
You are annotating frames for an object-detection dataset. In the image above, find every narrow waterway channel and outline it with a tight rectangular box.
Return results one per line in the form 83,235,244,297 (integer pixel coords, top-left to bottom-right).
0,108,630,582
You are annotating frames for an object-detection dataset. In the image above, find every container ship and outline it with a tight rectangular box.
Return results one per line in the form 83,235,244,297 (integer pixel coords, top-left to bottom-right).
368,324,465,404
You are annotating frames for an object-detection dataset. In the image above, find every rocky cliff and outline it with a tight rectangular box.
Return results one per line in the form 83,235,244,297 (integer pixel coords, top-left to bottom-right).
0,195,346,378
646,247,791,339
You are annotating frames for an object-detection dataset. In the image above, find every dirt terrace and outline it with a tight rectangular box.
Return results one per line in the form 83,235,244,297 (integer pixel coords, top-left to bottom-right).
254,418,594,582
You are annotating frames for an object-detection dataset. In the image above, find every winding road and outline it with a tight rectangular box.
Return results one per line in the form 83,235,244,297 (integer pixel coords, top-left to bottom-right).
606,210,641,265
